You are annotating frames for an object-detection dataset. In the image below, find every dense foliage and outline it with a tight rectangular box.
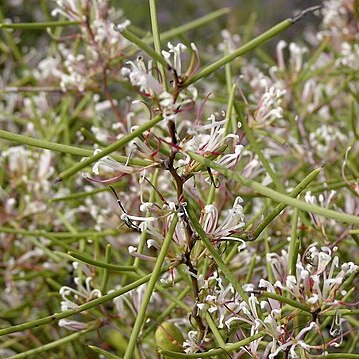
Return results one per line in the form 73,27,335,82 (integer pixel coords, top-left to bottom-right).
0,1,358,358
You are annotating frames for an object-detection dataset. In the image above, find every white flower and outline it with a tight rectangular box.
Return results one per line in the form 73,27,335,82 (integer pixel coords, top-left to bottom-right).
122,57,163,96
304,190,337,229
199,114,238,153
308,124,346,160
216,144,244,169
266,249,291,284
183,330,210,354
162,42,188,76
201,197,246,250
3,146,31,176
59,276,101,312
329,306,346,347
92,149,136,175
259,279,281,313
36,57,64,80
161,42,199,77
121,213,157,229
269,322,317,358
263,313,283,341
199,275,239,329
253,86,286,127
58,319,88,331
319,0,358,42
51,0,85,21
275,41,307,73
180,113,242,174
276,40,287,71
115,19,131,32
218,29,241,54
273,245,357,308
289,42,307,73
239,294,262,329
336,42,359,70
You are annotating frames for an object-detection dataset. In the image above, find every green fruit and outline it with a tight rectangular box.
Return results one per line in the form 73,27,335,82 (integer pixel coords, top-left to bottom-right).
155,322,185,353
106,329,128,355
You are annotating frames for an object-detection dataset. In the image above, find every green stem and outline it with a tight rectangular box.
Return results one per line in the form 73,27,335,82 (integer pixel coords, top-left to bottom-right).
88,345,121,359
123,216,178,359
0,226,118,240
307,178,357,194
8,327,94,359
184,7,318,86
224,44,233,97
0,20,80,29
351,101,359,140
149,0,167,91
55,115,163,182
151,8,229,43
0,129,90,156
288,207,300,276
101,244,112,293
187,152,359,225
0,129,151,167
80,127,105,146
260,291,311,313
235,165,320,242
160,331,265,358
53,209,78,234
351,233,359,247
245,255,257,283
127,9,229,42
121,29,167,67
264,227,274,283
135,268,190,312
224,85,237,136
187,207,248,302
67,251,135,272
27,236,62,263
320,308,359,317
205,312,226,349
0,10,23,63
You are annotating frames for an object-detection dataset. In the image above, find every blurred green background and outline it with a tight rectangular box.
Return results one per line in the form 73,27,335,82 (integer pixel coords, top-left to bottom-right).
1,0,322,52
